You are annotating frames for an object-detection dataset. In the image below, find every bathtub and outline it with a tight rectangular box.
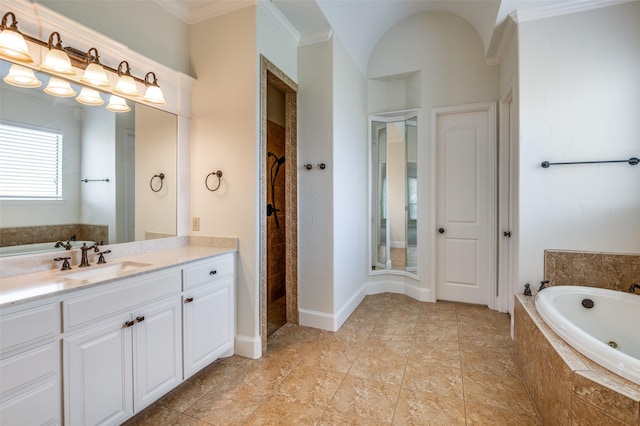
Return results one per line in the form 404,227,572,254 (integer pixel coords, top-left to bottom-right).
0,241,94,258
535,285,640,386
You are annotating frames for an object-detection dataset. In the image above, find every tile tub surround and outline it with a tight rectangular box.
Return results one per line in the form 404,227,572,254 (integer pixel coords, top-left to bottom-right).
124,293,539,425
544,250,640,293
514,294,640,425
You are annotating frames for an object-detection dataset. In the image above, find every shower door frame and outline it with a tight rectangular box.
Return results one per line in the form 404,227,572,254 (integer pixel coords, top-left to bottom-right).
259,55,298,354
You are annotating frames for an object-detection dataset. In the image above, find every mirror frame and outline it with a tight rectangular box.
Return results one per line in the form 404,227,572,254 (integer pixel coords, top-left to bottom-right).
368,109,420,279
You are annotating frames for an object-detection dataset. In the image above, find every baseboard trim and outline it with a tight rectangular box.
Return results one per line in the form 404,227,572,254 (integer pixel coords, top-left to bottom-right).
234,334,262,359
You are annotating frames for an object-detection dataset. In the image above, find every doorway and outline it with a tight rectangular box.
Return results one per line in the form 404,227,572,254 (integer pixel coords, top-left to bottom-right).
433,102,496,306
260,56,298,353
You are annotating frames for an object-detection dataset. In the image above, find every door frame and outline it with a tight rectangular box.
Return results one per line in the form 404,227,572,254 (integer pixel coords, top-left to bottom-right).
430,101,497,308
498,83,517,314
259,56,298,354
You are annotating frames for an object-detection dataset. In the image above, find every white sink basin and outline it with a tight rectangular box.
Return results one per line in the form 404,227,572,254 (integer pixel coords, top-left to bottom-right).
60,261,152,281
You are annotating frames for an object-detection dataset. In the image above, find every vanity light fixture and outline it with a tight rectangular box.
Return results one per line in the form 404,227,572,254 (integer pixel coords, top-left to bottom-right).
3,63,41,87
76,87,104,106
44,77,76,97
114,61,139,97
80,47,110,88
40,32,74,75
0,12,33,63
142,72,166,105
106,94,131,112
1,10,169,108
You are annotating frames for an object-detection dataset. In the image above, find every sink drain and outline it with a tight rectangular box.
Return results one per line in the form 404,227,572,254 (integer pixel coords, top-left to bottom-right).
607,341,619,349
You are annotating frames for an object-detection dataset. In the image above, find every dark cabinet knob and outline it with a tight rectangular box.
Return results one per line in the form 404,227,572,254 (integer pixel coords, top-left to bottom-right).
185,297,194,304
124,320,135,328
136,315,145,323
438,228,445,234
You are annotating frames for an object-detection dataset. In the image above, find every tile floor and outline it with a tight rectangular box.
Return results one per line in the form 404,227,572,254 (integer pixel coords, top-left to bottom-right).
124,293,539,425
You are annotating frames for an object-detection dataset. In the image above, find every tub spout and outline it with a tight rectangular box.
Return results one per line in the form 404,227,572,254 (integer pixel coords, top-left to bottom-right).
539,280,550,291
629,283,640,294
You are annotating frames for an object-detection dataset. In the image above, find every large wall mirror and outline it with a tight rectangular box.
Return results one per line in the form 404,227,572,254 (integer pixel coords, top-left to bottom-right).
0,60,177,257
370,110,418,275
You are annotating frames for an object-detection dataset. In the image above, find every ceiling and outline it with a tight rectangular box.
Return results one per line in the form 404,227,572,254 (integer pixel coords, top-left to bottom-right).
161,0,626,74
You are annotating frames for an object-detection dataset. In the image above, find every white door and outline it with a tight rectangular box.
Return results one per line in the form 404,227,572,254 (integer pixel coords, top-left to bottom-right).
64,319,133,426
183,277,234,378
435,103,496,305
133,297,182,412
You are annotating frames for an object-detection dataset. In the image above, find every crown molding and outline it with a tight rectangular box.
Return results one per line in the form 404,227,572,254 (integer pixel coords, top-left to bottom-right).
299,29,333,46
190,0,255,25
257,1,300,46
512,0,636,23
154,0,191,23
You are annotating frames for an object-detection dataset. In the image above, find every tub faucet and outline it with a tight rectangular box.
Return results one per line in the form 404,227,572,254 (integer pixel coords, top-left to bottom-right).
539,280,550,291
629,283,640,294
79,242,100,267
54,241,72,250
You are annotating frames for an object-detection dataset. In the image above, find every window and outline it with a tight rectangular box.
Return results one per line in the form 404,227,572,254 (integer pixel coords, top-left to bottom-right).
0,123,63,199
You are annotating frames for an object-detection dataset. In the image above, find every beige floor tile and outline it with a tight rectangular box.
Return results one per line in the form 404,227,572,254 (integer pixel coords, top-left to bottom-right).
392,388,466,425
318,408,389,425
277,365,345,406
125,294,538,426
243,393,326,425
350,350,408,385
403,360,464,398
330,375,401,423
184,381,271,425
465,400,540,425
122,405,183,426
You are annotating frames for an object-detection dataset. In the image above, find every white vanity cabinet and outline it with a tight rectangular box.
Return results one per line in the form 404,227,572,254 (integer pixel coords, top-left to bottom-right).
182,253,235,378
62,268,183,426
0,301,61,425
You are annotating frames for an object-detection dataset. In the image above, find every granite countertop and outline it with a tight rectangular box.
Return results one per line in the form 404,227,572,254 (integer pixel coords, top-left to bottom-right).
0,244,236,308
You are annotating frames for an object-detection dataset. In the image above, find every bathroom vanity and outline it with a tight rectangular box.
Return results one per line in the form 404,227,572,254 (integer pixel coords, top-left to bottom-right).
0,245,236,425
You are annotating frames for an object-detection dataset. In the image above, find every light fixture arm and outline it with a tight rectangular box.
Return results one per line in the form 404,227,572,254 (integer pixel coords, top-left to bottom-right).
1,12,19,31
144,71,159,87
47,31,63,50
117,60,132,77
85,47,100,64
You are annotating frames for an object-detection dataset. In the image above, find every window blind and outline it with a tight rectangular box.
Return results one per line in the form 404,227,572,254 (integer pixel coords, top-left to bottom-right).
0,123,63,199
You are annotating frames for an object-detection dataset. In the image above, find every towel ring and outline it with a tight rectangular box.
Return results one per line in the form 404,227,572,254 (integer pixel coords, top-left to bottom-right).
205,170,223,192
150,173,165,192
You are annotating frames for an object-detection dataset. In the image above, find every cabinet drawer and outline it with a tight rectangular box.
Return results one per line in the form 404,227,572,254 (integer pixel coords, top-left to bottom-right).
0,303,59,354
0,378,60,426
63,268,181,331
183,254,234,290
1,341,59,398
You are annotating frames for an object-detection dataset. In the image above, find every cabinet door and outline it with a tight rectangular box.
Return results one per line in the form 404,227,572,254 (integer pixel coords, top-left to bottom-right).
132,297,182,412
64,319,133,426
183,276,234,378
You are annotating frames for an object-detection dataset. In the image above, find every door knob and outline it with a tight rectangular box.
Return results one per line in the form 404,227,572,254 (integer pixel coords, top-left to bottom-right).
438,228,445,234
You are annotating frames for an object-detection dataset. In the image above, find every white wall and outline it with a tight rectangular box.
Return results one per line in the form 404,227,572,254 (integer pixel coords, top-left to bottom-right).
332,36,368,323
298,40,335,316
367,11,499,295
517,2,640,287
190,6,259,355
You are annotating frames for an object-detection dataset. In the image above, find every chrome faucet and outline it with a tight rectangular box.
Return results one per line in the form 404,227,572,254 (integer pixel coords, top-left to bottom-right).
79,243,100,267
629,283,640,294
